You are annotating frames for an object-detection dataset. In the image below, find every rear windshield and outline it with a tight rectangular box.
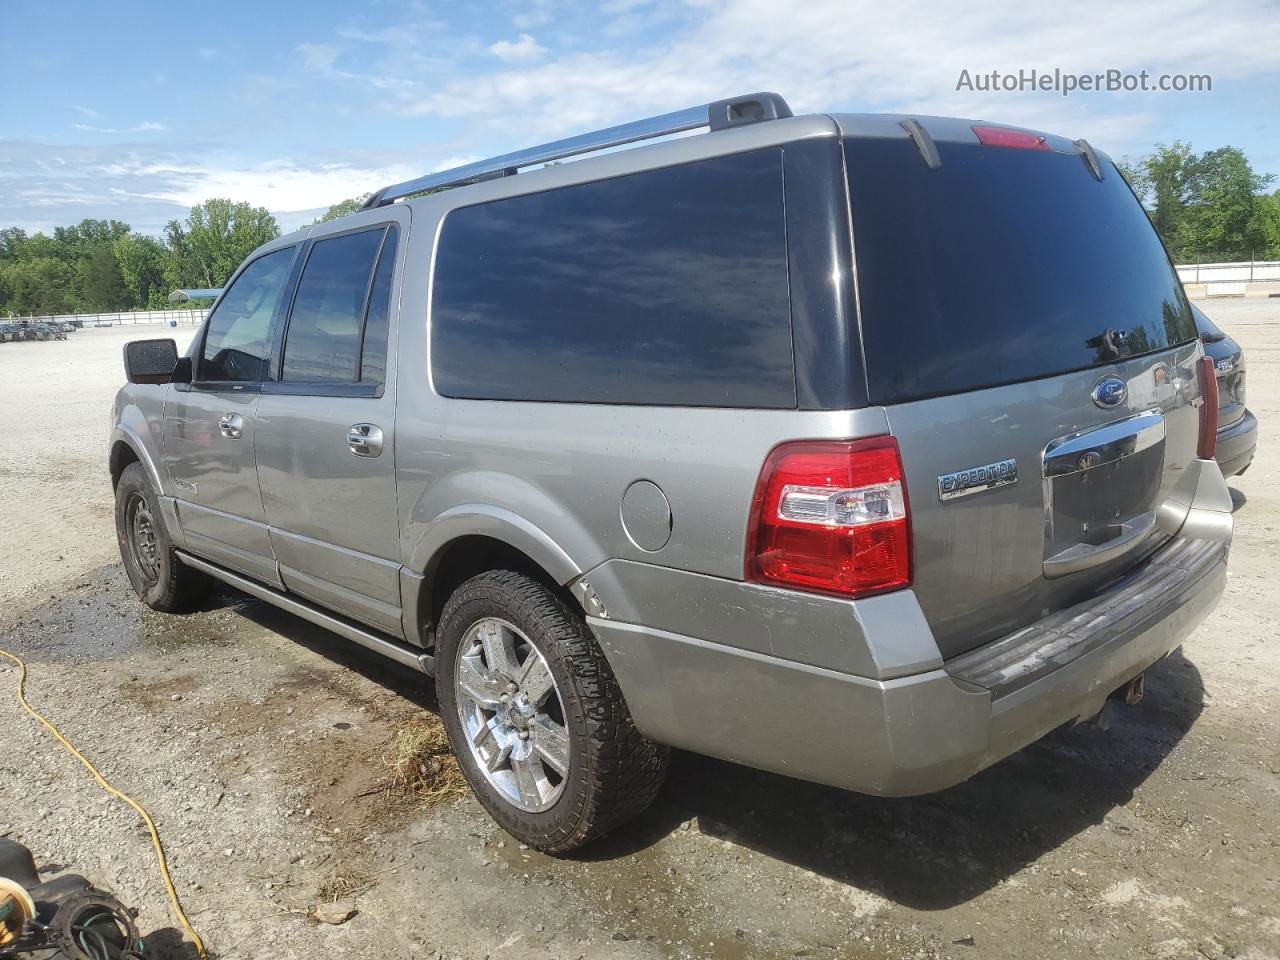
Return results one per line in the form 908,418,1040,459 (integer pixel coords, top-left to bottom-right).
845,137,1196,404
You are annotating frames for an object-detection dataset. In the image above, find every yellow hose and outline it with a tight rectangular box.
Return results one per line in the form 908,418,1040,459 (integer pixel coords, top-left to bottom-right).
0,649,207,959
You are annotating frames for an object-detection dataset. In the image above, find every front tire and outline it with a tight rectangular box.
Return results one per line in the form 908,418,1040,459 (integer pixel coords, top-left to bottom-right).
114,462,208,612
436,570,668,853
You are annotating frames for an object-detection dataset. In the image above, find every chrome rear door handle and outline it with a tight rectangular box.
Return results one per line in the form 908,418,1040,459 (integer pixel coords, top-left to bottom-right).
218,413,244,439
347,423,384,458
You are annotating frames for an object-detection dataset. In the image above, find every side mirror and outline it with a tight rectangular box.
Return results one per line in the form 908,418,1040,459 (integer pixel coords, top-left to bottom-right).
124,338,180,385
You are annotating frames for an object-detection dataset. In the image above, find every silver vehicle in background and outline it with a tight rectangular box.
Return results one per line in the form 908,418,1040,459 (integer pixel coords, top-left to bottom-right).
109,93,1233,853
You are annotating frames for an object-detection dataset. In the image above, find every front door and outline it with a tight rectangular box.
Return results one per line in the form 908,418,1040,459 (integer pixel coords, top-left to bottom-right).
162,245,298,586
254,216,406,635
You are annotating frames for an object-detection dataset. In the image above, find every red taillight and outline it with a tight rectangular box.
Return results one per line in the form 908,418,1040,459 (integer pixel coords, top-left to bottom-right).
972,126,1051,151
1197,355,1219,460
745,437,912,599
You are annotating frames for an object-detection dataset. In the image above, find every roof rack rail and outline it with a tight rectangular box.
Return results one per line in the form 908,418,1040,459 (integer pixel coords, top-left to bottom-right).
360,92,792,210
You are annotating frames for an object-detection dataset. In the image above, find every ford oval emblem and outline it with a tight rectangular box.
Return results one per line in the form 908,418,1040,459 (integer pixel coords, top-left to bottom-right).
1092,377,1127,409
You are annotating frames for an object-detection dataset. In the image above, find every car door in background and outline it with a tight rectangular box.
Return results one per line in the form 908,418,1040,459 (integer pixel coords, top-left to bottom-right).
161,245,296,586
254,219,404,634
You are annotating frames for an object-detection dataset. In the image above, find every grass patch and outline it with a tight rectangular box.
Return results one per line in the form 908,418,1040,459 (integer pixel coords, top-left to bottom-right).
383,719,469,806
316,867,376,903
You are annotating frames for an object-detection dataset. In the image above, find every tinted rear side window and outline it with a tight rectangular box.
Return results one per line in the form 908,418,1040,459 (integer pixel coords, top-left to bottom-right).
431,149,794,407
282,228,385,383
360,225,397,385
846,138,1196,404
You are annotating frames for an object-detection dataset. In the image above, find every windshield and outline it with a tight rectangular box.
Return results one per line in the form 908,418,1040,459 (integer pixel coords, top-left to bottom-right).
845,137,1196,404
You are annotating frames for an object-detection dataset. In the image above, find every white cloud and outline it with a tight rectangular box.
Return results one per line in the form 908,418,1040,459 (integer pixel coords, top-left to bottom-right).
0,138,480,236
487,34,547,63
297,42,340,73
72,121,167,134
137,160,416,211
511,1,554,32
295,39,417,91
401,0,1280,158
10,0,1280,237
600,0,654,12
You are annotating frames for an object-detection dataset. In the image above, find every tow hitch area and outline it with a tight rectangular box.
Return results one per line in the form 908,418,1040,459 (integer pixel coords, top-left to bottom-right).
1076,673,1147,730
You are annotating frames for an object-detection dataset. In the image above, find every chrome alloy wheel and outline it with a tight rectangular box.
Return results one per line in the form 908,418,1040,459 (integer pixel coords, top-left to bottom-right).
454,617,571,813
126,492,161,584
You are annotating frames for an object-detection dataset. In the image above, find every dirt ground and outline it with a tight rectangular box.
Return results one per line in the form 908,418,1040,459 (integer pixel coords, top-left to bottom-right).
0,311,1277,960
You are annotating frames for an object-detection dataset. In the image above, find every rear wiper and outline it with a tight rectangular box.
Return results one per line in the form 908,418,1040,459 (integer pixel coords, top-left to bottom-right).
900,118,941,170
1074,138,1104,181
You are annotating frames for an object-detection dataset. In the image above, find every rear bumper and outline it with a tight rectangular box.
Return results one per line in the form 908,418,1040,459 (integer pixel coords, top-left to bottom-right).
1216,408,1257,477
591,464,1233,797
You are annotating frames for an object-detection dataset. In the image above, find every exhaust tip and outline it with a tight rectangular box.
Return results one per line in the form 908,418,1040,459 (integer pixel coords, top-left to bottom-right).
1113,673,1146,706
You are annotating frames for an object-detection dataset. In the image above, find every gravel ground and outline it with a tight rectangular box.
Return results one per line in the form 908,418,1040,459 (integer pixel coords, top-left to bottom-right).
0,313,1277,960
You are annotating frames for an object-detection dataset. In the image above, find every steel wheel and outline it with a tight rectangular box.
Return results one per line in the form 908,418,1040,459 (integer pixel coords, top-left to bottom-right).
454,617,571,813
125,492,161,585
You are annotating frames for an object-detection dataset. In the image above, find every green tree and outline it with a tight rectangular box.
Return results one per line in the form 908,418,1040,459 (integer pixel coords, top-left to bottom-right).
318,186,441,223
0,227,30,261
166,199,281,288
1120,142,1198,260
1123,143,1276,262
318,194,371,222
1255,191,1280,259
2,257,77,315
53,219,131,263
78,244,130,311
113,232,169,308
22,232,62,261
1180,147,1276,262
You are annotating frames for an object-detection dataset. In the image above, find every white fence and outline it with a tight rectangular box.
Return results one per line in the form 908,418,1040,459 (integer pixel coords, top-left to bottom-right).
11,309,208,327
1176,261,1280,297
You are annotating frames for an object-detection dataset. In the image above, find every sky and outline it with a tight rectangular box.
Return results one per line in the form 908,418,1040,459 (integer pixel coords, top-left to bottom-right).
2,0,1278,237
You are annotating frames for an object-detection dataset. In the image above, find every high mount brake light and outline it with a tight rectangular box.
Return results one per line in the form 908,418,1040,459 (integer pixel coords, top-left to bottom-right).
972,126,1051,151
1197,355,1219,460
745,438,912,598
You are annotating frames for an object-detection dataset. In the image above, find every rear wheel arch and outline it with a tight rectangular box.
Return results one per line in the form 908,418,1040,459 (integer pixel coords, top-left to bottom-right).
417,533,585,652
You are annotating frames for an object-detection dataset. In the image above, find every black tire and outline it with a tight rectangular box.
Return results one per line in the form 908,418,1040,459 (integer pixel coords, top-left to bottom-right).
436,570,668,853
114,462,209,612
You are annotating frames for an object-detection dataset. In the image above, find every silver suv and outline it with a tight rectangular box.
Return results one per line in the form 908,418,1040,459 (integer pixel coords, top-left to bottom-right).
110,93,1233,853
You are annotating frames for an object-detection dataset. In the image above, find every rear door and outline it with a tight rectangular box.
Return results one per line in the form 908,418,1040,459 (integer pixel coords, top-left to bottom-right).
254,214,406,635
842,130,1204,658
162,245,297,586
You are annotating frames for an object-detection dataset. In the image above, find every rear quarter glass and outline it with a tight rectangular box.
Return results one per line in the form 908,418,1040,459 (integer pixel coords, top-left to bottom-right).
430,148,795,408
845,138,1197,404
